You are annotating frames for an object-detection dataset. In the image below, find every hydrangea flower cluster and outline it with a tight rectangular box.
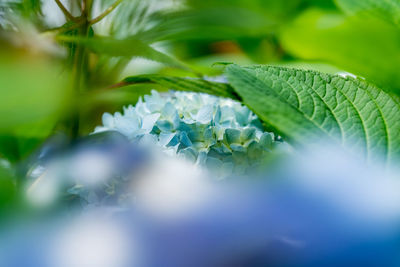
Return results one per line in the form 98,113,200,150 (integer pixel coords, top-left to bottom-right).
95,90,282,177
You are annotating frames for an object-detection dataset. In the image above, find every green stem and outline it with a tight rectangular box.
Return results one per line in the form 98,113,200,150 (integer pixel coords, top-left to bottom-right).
54,0,77,21
90,0,123,25
69,0,92,139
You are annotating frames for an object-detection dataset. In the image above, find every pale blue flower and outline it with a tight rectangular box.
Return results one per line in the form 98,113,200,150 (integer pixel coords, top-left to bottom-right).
95,90,284,176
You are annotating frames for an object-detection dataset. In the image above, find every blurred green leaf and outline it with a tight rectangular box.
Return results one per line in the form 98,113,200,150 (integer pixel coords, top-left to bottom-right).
22,0,42,16
280,9,400,93
0,134,44,163
335,0,400,26
0,136,19,162
58,35,188,69
0,0,43,28
305,0,337,10
121,74,235,98
225,64,400,165
186,0,303,22
0,53,72,133
0,165,16,209
135,7,276,43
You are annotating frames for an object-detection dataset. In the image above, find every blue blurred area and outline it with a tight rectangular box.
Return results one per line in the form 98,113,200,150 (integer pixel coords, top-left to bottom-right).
1,139,400,267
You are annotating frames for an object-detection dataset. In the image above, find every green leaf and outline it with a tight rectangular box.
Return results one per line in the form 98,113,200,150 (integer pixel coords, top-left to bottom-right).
23,0,42,15
58,35,187,69
0,135,44,163
121,74,237,98
0,165,16,211
135,7,276,43
335,0,400,26
0,52,72,133
280,9,400,93
3,0,42,20
0,136,19,162
225,64,400,165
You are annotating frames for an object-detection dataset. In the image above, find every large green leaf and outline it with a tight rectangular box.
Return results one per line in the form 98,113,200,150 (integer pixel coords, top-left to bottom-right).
335,0,400,26
280,9,400,93
225,64,400,165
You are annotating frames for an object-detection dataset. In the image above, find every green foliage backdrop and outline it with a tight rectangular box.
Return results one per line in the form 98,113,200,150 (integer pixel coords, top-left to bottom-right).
1,0,400,210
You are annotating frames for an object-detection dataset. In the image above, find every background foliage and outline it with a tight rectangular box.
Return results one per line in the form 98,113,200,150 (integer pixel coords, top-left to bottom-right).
1,0,400,212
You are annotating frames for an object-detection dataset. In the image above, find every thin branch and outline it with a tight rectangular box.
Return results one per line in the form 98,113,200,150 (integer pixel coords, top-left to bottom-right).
44,19,86,34
89,0,123,25
54,0,76,21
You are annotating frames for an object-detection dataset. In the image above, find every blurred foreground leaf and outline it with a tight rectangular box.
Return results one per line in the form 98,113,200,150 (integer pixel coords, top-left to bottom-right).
0,52,72,133
225,64,400,165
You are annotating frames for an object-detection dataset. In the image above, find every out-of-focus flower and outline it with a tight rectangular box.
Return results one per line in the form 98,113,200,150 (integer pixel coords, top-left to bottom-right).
95,90,286,177
49,212,134,267
27,132,148,209
132,156,212,218
3,141,400,267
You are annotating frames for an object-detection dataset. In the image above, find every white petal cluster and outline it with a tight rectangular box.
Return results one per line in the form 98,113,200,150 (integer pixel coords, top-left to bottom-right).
95,90,282,176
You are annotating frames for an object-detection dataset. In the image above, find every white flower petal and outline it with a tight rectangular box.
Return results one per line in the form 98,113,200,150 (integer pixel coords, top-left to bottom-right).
142,113,160,133
196,105,214,124
102,113,114,128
